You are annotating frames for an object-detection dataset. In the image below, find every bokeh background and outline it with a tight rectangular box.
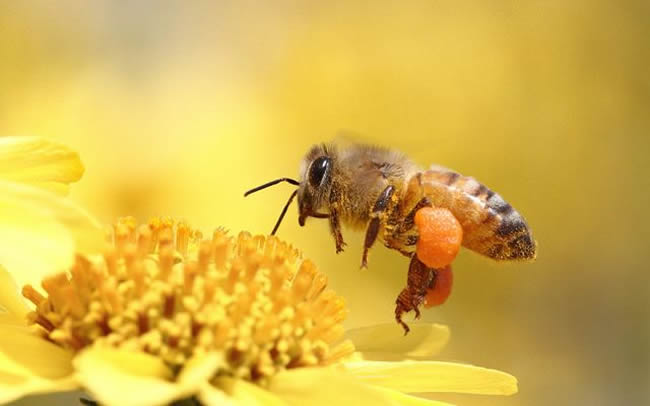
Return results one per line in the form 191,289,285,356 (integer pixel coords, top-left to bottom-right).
2,1,648,405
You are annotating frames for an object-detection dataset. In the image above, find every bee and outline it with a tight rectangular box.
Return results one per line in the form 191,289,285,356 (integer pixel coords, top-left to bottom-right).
245,142,536,333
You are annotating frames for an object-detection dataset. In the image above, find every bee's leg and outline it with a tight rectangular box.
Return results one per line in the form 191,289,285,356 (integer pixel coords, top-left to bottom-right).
326,186,347,253
384,239,413,258
394,254,435,335
397,197,432,234
361,185,395,268
327,206,346,254
383,196,431,258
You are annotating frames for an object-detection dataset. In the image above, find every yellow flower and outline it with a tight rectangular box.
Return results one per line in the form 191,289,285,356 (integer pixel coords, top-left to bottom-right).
0,137,517,405
0,135,84,196
0,136,103,295
1,219,517,406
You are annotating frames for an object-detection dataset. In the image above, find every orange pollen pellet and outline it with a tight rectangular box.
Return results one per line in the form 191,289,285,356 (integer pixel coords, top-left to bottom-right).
424,265,454,308
414,207,463,269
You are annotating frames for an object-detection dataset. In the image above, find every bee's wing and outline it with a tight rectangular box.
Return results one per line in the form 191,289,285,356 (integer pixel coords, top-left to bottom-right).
330,130,373,148
428,163,454,173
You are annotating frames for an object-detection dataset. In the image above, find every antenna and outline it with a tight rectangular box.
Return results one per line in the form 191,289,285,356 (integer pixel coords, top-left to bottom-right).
244,178,299,197
244,177,300,235
271,189,298,235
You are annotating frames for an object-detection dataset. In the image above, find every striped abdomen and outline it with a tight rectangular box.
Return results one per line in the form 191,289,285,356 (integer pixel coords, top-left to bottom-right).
411,167,537,261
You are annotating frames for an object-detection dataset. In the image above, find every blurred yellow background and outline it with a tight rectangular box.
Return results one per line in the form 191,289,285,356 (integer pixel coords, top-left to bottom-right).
2,1,648,405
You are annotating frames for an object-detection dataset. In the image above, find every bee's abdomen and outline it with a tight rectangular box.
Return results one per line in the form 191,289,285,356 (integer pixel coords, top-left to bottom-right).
414,169,537,261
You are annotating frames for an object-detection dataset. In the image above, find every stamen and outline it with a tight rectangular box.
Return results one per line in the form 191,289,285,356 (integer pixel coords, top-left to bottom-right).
22,285,45,307
176,222,190,257
22,218,354,384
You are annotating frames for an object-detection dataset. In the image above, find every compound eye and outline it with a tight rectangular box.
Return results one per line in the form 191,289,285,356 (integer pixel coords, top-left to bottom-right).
308,156,331,187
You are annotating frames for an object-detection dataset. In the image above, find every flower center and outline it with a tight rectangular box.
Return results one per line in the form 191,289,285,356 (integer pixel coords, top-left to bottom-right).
22,217,354,383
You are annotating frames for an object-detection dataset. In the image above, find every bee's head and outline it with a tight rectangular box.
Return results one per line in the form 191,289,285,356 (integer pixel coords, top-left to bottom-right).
297,144,335,226
243,143,335,235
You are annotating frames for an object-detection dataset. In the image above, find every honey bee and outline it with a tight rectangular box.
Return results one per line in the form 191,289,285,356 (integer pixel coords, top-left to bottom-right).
245,142,536,333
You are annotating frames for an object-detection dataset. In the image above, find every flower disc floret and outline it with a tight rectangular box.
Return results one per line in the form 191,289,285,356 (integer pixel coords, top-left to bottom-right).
22,218,354,385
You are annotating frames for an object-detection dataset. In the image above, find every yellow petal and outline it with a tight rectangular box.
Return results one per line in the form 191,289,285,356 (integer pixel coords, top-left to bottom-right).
211,377,287,406
0,324,73,379
0,311,29,329
346,323,450,360
0,198,74,292
270,367,397,406
198,383,238,406
372,386,455,406
0,371,77,404
75,347,172,380
0,136,84,195
0,181,103,253
27,181,71,196
178,352,223,386
0,371,30,403
0,180,104,289
0,264,29,317
74,347,183,406
345,360,518,395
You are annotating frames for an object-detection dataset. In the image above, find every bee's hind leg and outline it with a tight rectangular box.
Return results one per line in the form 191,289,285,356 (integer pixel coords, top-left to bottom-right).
396,197,432,234
384,196,432,258
361,185,395,268
394,254,435,335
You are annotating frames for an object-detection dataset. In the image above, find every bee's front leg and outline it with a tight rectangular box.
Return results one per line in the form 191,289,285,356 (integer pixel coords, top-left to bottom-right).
361,185,395,268
328,187,346,253
328,208,346,254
